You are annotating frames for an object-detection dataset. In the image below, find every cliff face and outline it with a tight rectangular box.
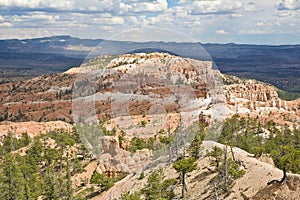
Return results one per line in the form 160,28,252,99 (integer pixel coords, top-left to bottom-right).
226,83,278,103
0,73,74,123
0,53,299,200
0,53,299,136
223,76,299,127
225,83,284,111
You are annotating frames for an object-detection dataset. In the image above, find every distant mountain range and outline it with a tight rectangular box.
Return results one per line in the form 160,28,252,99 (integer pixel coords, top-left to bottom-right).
0,35,299,92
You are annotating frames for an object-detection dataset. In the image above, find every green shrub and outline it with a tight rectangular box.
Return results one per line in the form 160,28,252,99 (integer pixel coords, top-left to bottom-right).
120,191,142,200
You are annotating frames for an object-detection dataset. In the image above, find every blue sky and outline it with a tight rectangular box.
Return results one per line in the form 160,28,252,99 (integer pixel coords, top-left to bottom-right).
0,0,300,44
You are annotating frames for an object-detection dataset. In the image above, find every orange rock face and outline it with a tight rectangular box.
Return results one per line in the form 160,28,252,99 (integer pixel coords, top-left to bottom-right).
0,53,298,133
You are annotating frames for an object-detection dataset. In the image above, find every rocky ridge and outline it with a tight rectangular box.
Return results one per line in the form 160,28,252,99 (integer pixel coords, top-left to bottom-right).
0,53,299,199
0,52,298,136
92,141,300,200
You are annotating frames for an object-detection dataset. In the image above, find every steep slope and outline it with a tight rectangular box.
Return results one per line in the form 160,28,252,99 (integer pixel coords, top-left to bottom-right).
0,53,298,131
0,53,299,200
223,74,300,128
91,141,300,200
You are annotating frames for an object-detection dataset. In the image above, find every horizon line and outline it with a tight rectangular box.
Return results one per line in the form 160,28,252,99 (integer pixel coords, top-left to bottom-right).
1,34,300,46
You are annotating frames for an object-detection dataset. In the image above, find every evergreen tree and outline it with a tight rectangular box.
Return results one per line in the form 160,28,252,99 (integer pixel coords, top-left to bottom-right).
65,154,73,200
142,169,176,200
120,191,142,200
20,158,41,200
42,166,60,200
188,124,205,159
0,153,25,200
25,137,44,166
173,157,196,198
207,146,223,168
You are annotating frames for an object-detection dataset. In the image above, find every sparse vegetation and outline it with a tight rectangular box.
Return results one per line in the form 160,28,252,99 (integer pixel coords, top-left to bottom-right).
0,50,299,199
127,137,155,153
206,145,245,197
91,171,128,191
218,115,300,175
173,157,197,198
142,169,177,200
119,191,142,200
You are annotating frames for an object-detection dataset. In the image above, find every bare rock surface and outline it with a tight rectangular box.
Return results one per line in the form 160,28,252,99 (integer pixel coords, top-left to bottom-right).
92,141,300,200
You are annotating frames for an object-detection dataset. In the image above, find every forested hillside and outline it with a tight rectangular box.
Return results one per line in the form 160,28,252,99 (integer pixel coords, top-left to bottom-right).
0,115,299,199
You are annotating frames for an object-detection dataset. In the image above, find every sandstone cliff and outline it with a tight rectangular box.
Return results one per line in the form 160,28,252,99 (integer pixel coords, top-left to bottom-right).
0,53,298,136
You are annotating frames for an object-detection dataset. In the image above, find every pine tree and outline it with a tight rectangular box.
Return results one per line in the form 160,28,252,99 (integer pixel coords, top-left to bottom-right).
0,153,25,200
64,153,73,200
142,169,176,200
188,124,205,159
20,158,41,200
120,191,142,200
173,157,197,198
42,166,60,200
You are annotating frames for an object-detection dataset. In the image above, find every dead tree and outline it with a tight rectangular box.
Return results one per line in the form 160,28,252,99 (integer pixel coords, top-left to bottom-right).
267,166,287,185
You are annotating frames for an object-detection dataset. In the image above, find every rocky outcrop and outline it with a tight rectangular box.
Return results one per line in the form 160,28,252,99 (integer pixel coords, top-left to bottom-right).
97,136,152,174
224,79,300,127
93,141,300,200
0,53,298,133
225,83,286,110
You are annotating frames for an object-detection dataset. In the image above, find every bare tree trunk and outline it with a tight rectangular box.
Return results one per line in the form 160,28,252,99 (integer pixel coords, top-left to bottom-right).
182,171,186,198
279,167,287,183
168,124,172,163
223,145,228,187
267,166,287,185
230,146,236,161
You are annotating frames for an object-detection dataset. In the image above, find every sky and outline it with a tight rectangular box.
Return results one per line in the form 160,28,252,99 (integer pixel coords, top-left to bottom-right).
0,0,300,44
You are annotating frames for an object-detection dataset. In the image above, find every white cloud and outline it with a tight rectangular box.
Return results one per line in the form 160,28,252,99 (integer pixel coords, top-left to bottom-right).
0,0,300,44
100,26,114,31
0,0,116,13
190,0,243,15
178,0,260,16
93,16,125,25
0,22,12,27
216,29,229,34
255,20,280,27
170,6,189,18
243,2,260,12
239,29,269,35
0,26,74,40
0,0,168,14
229,13,243,18
129,0,168,13
74,0,114,12
277,11,294,17
119,2,132,13
10,13,59,23
0,0,74,10
31,13,60,21
127,16,139,25
278,0,300,10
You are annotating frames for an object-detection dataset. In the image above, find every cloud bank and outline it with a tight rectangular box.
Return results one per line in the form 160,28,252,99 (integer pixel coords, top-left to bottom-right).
0,0,299,44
